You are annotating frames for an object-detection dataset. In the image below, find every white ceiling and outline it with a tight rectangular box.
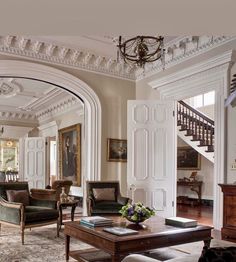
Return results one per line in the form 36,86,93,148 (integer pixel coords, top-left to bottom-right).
0,78,79,114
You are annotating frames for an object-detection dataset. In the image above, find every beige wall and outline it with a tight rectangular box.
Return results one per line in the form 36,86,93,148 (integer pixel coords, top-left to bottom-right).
0,54,136,195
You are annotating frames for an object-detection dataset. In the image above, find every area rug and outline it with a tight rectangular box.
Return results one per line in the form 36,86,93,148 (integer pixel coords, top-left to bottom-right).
0,224,235,262
0,224,90,262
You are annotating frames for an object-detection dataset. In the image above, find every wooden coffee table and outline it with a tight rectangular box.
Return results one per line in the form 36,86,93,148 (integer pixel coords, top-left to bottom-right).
64,216,212,262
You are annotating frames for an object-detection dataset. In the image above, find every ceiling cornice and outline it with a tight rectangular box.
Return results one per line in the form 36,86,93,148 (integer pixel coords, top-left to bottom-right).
136,36,236,80
0,36,235,82
0,93,83,125
36,95,83,123
0,36,136,81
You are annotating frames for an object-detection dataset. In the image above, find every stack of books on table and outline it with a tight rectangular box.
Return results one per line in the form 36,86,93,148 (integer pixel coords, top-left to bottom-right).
80,216,113,227
165,217,197,228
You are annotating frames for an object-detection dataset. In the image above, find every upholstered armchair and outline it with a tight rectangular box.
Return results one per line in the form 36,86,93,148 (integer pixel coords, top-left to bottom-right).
86,181,130,216
0,182,59,244
30,180,73,201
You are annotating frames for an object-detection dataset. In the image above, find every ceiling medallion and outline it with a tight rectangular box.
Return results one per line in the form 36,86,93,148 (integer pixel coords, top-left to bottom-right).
117,36,165,69
0,79,23,98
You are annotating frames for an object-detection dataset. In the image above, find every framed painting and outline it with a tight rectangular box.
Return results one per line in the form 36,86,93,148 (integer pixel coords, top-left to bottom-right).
107,138,127,162
177,146,201,170
58,124,81,186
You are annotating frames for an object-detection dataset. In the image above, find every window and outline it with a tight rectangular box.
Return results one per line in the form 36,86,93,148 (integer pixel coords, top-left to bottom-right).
188,91,215,108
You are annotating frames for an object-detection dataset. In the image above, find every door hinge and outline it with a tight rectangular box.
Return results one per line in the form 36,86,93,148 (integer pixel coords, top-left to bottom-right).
172,201,175,207
173,110,175,117
45,141,48,146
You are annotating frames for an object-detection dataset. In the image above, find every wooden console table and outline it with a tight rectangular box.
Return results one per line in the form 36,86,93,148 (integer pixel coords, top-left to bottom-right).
177,180,203,204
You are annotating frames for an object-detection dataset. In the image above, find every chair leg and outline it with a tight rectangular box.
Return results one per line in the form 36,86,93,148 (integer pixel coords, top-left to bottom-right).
57,219,59,237
21,228,24,245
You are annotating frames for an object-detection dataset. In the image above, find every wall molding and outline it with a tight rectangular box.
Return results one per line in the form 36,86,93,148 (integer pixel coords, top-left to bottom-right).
0,36,235,82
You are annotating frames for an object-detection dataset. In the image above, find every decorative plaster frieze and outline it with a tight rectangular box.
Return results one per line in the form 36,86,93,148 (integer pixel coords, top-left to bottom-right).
136,36,236,80
0,35,235,81
0,35,136,81
0,111,37,122
36,95,83,122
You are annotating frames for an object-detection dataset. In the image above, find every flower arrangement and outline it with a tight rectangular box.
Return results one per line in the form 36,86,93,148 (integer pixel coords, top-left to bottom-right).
119,202,155,224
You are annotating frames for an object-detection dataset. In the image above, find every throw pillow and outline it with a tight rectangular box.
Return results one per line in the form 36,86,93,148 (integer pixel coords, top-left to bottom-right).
198,247,236,262
92,188,115,201
6,190,30,206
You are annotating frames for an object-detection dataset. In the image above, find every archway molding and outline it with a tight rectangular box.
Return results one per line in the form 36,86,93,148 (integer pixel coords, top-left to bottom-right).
0,60,102,185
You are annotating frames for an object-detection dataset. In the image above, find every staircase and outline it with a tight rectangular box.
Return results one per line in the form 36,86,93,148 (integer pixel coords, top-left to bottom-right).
177,100,214,163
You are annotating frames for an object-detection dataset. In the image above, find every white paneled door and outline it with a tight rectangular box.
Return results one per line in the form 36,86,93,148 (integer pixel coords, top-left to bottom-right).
127,100,176,218
24,137,46,189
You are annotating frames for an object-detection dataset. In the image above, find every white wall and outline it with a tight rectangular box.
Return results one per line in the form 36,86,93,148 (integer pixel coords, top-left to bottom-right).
177,137,214,200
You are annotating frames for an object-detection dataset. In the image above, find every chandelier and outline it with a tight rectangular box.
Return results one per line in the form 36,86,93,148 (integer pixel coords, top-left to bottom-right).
117,36,165,68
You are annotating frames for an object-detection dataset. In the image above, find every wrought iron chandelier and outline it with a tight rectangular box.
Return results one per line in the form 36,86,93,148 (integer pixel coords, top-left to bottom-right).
117,36,165,68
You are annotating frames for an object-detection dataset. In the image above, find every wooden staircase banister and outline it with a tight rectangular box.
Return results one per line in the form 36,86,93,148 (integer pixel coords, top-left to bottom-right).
178,100,214,126
177,100,214,153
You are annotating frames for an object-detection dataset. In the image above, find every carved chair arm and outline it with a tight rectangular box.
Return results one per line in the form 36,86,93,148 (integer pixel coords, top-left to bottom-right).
0,196,24,224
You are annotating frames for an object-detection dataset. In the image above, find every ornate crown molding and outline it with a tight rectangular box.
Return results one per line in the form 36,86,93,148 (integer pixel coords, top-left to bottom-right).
0,110,37,124
0,36,136,81
0,94,83,125
0,36,235,82
36,95,83,123
136,36,236,80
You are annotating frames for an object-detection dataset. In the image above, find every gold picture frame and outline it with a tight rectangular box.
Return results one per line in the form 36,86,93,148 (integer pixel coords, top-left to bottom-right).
177,146,201,170
58,124,81,186
107,138,127,162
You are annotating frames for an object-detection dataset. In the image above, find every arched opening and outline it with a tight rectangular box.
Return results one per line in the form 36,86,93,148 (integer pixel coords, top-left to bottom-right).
0,60,102,213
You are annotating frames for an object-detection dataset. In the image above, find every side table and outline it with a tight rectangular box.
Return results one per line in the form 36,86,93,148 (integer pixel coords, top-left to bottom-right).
58,200,79,230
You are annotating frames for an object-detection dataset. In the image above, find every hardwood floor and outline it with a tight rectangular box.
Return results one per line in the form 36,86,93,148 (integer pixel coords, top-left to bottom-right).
177,203,223,240
177,203,213,226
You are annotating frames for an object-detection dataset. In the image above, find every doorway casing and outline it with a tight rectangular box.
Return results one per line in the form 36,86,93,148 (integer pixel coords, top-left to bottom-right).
149,50,236,230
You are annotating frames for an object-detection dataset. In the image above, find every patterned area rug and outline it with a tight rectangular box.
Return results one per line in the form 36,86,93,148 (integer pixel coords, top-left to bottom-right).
0,224,90,262
1,224,236,262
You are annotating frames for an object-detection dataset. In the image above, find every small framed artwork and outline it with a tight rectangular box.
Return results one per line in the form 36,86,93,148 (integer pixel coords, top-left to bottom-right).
58,124,81,186
177,146,201,170
107,138,127,162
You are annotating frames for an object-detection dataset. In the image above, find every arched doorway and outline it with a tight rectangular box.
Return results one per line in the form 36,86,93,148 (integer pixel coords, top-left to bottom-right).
0,60,102,213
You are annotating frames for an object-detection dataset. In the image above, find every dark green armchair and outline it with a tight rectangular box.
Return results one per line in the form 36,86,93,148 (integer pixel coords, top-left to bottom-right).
86,181,130,216
0,182,59,244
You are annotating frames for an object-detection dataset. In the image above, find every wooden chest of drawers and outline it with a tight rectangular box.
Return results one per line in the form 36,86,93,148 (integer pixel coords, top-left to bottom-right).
219,184,236,242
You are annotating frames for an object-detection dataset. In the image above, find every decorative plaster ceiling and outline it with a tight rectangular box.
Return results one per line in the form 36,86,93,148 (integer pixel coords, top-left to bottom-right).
0,78,83,125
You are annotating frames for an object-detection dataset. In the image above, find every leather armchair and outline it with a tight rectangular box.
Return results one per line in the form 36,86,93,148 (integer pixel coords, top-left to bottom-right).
86,181,130,216
0,182,59,244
